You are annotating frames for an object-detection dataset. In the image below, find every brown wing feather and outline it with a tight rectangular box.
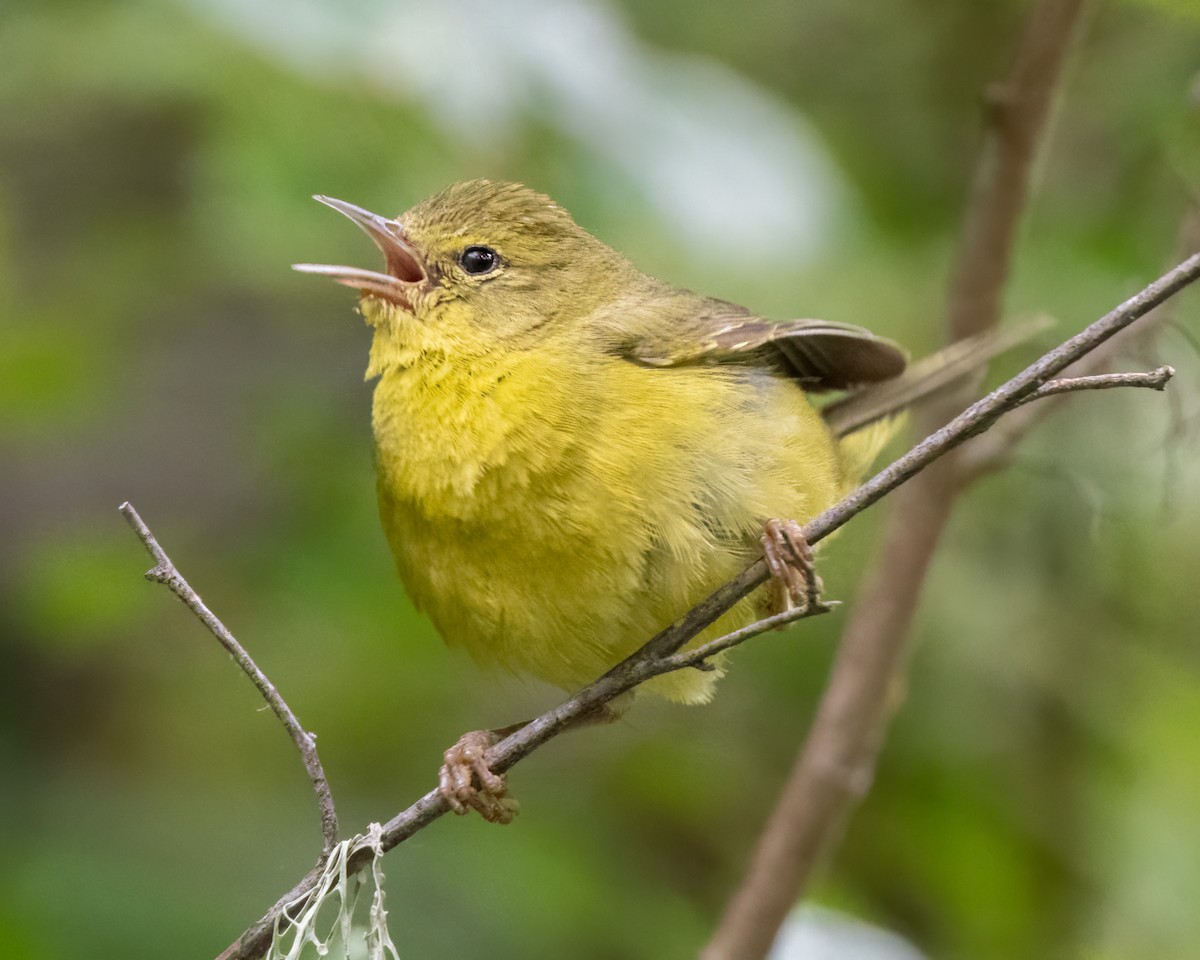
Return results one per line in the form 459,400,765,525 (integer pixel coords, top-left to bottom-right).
821,317,1054,435
623,301,906,392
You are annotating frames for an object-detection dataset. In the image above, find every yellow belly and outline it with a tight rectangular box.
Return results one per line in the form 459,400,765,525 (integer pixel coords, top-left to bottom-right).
372,342,847,702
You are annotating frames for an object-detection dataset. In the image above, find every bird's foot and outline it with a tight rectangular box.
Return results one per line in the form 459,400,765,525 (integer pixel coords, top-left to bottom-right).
439,728,520,824
761,518,826,616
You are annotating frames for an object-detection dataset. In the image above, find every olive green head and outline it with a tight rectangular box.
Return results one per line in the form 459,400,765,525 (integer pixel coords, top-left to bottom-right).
294,179,635,341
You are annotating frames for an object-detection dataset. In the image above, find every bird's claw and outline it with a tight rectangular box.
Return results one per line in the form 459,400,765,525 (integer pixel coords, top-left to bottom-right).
439,729,518,824
761,518,825,615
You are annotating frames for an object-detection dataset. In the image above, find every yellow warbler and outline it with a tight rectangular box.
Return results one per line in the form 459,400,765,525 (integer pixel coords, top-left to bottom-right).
296,180,918,818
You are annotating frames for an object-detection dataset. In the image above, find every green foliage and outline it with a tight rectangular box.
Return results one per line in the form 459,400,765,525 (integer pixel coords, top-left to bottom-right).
1,1,1198,958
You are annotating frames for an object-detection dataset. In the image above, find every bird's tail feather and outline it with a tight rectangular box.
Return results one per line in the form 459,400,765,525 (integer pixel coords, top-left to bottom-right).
823,317,1052,440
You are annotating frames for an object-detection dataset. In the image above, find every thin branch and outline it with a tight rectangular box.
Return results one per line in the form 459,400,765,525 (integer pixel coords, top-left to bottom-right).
217,250,1200,960
658,602,838,674
703,1,1091,955
958,206,1200,478
1016,365,1175,404
119,502,339,859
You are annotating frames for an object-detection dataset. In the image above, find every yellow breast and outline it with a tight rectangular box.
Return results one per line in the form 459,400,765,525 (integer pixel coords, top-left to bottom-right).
372,334,848,702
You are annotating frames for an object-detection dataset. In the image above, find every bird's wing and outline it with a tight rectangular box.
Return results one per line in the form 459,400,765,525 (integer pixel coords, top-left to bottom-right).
619,299,907,393
821,316,1055,435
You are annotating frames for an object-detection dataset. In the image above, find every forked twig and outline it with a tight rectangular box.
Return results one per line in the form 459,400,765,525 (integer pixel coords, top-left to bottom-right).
214,250,1200,960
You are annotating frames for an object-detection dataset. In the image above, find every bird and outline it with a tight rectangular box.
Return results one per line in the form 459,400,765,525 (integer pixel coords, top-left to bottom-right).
295,179,963,821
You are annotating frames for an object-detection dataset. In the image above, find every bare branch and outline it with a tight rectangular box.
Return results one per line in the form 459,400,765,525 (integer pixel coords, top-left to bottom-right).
946,0,1092,340
657,602,838,674
703,1,1093,955
217,249,1200,960
958,206,1200,478
1016,365,1175,404
119,502,339,859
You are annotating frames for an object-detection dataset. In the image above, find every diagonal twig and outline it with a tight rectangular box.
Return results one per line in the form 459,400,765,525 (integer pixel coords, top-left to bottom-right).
958,205,1200,479
657,602,839,673
216,249,1200,960
702,1,1095,955
119,502,339,859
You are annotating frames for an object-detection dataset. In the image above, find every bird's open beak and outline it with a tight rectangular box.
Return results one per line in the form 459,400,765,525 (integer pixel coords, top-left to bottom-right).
293,196,426,311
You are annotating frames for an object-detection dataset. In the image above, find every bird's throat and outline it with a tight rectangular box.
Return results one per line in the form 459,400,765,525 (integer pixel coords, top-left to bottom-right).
370,342,581,519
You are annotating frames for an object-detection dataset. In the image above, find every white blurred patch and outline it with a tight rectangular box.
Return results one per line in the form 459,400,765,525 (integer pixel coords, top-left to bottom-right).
769,905,928,960
183,0,855,265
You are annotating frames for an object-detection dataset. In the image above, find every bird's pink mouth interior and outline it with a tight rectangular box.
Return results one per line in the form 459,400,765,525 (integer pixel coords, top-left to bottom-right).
385,243,425,284
293,195,429,310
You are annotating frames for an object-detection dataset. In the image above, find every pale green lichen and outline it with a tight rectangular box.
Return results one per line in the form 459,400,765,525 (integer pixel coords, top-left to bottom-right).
267,824,400,960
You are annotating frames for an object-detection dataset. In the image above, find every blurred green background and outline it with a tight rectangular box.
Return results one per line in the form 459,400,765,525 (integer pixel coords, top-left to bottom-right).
2,0,1199,957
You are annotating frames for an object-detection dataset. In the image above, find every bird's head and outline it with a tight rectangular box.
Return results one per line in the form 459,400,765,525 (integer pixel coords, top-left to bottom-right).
295,180,633,357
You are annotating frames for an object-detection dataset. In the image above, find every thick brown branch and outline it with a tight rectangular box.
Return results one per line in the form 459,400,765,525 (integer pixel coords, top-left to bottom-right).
218,250,1200,960
119,502,339,859
947,0,1090,339
702,1,1092,956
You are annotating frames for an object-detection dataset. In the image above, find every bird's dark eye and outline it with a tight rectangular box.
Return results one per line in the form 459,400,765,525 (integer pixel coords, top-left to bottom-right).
459,245,500,276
